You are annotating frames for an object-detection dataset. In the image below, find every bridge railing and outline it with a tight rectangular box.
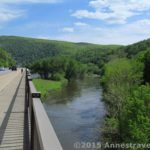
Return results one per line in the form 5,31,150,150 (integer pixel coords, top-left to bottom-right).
26,70,63,150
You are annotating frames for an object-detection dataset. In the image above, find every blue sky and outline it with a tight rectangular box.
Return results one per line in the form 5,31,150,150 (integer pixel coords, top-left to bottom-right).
0,0,150,45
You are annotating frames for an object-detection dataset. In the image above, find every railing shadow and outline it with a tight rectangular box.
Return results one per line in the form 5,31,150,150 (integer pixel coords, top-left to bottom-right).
0,75,23,144
0,74,30,150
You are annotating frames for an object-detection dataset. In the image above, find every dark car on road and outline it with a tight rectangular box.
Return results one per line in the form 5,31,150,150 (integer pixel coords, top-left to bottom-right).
11,66,17,71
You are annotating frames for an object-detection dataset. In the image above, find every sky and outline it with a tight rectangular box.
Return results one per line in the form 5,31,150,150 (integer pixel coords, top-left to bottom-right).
0,0,150,45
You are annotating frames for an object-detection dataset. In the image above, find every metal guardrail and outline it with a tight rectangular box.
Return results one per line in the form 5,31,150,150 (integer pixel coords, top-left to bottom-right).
26,70,63,150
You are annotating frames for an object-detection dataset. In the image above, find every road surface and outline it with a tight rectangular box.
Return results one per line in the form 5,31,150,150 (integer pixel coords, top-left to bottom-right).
0,70,10,76
0,70,29,149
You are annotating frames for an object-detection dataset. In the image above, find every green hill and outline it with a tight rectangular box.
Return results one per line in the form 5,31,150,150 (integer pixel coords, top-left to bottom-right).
123,38,150,57
0,36,121,66
1,36,149,67
0,48,15,67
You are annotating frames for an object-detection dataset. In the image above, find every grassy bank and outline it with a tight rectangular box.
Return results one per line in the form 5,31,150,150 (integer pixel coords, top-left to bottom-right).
33,78,67,98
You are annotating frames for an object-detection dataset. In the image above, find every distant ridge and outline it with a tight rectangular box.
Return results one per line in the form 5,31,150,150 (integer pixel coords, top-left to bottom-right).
0,36,121,65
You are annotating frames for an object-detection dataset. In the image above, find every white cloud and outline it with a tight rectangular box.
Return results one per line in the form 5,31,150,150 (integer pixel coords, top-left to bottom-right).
135,19,150,26
62,27,74,33
74,22,88,27
50,19,150,45
0,0,61,24
72,0,150,24
0,6,25,24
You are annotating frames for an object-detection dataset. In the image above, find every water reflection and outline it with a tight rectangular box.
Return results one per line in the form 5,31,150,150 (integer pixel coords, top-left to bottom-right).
45,80,82,104
44,76,106,150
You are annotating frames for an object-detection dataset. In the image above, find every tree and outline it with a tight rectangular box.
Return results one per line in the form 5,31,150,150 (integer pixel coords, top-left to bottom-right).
65,59,78,80
30,56,87,81
144,49,150,83
101,58,143,141
123,85,150,144
0,48,15,67
30,58,53,79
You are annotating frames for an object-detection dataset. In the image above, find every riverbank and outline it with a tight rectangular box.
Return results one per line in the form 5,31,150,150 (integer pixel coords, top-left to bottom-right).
33,78,68,98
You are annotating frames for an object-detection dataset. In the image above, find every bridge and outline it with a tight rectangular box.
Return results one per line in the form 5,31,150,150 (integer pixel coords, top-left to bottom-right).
0,69,63,150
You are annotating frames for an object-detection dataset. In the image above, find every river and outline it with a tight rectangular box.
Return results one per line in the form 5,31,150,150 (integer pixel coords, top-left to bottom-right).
43,76,106,150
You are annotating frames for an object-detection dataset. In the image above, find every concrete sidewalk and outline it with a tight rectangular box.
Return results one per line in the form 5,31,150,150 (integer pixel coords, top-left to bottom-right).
0,72,29,149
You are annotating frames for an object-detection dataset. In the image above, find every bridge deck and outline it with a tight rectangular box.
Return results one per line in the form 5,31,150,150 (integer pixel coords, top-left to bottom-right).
0,72,30,150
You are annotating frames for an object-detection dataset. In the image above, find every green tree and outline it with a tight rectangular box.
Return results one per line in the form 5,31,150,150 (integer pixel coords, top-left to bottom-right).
144,49,150,83
30,56,87,81
65,59,78,80
101,58,143,142
0,48,15,67
123,85,150,145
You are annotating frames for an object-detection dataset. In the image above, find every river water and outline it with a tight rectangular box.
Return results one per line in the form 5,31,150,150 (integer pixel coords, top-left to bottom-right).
43,76,106,150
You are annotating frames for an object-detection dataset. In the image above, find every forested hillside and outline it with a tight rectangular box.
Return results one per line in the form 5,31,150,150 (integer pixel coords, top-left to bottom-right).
0,36,121,66
101,39,150,146
0,48,15,67
123,38,150,58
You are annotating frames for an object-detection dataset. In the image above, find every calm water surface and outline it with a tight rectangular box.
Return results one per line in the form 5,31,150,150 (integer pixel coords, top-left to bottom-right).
44,76,106,150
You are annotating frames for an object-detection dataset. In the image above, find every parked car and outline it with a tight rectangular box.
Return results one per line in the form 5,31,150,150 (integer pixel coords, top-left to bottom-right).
11,66,17,71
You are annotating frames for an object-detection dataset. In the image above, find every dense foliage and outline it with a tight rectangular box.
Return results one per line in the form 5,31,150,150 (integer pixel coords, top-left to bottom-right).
122,38,150,58
123,85,150,144
144,49,150,83
0,36,121,67
30,56,87,81
101,42,150,148
0,48,15,67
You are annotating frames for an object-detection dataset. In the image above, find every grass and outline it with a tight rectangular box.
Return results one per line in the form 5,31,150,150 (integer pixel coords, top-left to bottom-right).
33,79,63,98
